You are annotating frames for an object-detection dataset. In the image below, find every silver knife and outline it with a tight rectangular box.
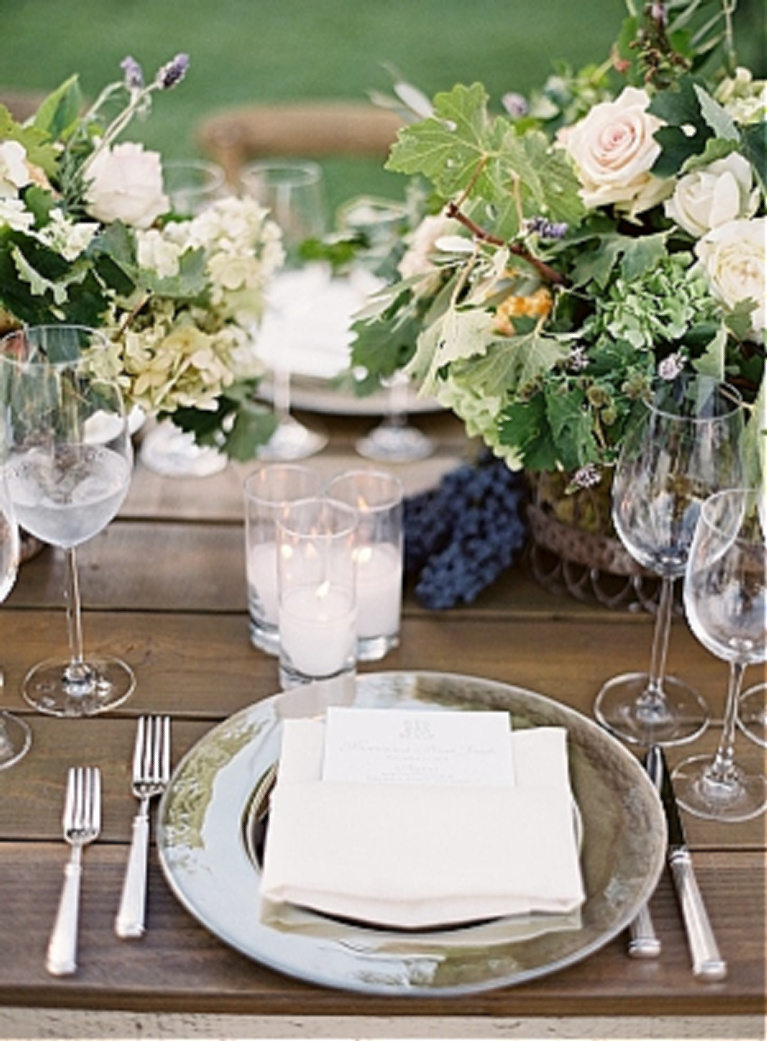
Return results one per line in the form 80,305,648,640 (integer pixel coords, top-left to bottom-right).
647,745,728,981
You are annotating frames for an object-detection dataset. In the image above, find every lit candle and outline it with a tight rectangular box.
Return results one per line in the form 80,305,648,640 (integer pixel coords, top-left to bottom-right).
354,542,402,639
279,582,356,678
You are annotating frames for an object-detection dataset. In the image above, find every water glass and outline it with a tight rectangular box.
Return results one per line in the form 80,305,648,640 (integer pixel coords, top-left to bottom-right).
276,497,358,689
243,464,322,655
325,468,403,661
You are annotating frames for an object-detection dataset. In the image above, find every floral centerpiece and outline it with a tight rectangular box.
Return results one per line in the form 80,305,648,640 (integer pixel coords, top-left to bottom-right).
0,55,284,457
352,0,765,496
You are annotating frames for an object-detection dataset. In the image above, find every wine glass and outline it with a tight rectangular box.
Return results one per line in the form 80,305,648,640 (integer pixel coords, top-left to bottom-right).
594,375,744,746
0,477,31,768
738,681,767,748
241,159,328,460
672,488,767,821
0,326,135,717
355,371,435,462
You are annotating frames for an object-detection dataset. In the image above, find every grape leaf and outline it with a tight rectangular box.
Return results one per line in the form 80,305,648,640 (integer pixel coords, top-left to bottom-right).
386,83,499,199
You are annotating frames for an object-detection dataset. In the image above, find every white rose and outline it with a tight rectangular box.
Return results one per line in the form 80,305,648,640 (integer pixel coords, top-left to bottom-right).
665,153,760,237
561,87,671,216
0,197,34,232
0,140,30,198
85,143,169,229
695,217,765,340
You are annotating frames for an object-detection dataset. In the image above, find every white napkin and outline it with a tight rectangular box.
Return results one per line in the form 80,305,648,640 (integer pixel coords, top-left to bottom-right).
255,264,381,379
260,718,585,930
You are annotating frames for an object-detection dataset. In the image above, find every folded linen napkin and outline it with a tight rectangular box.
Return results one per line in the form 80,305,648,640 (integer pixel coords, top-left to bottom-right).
260,717,585,930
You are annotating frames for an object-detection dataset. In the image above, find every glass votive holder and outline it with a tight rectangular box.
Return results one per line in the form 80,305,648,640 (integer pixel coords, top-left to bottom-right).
276,497,358,690
325,468,403,662
243,464,322,655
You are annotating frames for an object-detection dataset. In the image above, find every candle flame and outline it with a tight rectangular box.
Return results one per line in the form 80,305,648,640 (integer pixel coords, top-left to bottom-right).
356,545,373,565
315,579,331,599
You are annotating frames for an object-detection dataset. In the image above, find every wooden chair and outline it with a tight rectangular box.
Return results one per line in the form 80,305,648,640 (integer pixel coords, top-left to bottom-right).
196,100,403,186
0,89,48,122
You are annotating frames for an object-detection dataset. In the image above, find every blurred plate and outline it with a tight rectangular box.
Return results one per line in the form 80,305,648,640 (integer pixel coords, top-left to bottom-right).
259,373,439,416
157,671,666,996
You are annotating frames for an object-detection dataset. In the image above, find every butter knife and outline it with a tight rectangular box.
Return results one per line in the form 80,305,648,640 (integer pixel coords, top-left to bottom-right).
647,745,727,981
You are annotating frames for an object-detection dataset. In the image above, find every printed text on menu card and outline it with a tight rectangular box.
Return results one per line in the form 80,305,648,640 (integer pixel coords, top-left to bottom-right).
322,707,515,786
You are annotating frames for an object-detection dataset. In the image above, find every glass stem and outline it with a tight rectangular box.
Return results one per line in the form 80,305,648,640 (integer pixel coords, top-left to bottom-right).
63,547,88,684
707,661,744,785
643,575,674,705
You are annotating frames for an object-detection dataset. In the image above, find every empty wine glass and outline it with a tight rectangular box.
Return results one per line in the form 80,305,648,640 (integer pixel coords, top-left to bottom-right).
0,326,135,718
355,371,435,462
594,375,744,746
672,488,766,822
0,477,31,768
241,159,328,460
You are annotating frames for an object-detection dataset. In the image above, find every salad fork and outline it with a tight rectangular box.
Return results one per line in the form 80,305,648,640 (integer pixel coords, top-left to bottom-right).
46,766,101,976
115,715,171,938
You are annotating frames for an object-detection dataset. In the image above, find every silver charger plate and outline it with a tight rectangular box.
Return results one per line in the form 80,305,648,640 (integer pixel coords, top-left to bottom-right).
157,671,666,996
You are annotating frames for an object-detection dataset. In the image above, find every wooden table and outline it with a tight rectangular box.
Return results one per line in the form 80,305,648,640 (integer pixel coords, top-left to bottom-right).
0,410,764,1039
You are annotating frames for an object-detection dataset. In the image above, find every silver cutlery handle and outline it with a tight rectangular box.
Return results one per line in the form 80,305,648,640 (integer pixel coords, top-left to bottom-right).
115,807,150,938
669,849,727,981
46,849,82,976
628,902,661,958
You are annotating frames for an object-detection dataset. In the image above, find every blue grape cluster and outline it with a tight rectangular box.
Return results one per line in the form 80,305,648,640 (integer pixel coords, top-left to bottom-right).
404,453,529,609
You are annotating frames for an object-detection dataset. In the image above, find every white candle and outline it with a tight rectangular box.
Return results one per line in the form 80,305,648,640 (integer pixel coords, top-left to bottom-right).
354,543,402,638
247,541,279,624
279,584,356,678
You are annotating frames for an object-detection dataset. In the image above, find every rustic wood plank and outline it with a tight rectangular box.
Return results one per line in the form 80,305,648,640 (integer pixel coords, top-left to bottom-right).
0,844,761,1017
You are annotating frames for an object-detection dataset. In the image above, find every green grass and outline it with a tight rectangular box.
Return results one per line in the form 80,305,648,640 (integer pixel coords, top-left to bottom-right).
2,0,764,215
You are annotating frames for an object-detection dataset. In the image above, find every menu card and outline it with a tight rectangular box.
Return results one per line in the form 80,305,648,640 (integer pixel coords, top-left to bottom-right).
322,706,514,786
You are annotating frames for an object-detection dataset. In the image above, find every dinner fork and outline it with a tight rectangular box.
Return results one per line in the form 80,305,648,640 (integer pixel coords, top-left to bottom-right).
115,715,171,938
46,766,101,976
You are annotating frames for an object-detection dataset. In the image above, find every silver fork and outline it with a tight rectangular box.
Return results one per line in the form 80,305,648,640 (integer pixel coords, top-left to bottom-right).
46,766,101,976
115,715,171,938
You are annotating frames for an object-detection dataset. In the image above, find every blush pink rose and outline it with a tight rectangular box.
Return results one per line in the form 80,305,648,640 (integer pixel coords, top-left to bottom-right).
561,87,671,217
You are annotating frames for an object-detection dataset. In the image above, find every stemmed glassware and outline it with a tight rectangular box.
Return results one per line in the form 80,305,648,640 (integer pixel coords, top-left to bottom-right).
672,488,766,821
0,477,31,768
0,326,135,717
355,371,435,463
241,159,329,460
738,681,767,748
594,375,744,746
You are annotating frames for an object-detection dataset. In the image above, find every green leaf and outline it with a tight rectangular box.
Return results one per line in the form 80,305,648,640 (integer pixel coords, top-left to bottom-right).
32,75,84,142
649,76,712,177
694,84,740,142
691,324,727,381
451,328,570,400
742,123,767,193
386,83,498,199
498,396,559,471
545,384,597,470
0,105,59,177
407,305,496,390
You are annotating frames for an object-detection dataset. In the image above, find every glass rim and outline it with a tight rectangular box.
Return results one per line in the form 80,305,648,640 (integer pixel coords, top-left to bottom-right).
240,158,323,188
699,487,765,538
324,468,404,511
276,495,358,538
643,374,743,422
0,324,110,366
243,464,323,503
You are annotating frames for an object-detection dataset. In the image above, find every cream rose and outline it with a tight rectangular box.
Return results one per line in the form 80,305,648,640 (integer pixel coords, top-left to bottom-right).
665,153,760,237
561,86,671,216
695,217,765,340
84,143,169,229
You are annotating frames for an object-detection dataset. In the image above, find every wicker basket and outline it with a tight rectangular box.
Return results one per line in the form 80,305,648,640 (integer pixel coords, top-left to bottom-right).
524,471,667,612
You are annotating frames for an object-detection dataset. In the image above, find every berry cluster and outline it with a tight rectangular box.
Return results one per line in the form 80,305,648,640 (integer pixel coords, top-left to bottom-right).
404,454,528,609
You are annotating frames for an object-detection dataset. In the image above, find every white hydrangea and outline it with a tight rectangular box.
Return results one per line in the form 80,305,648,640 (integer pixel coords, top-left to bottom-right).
0,197,34,232
136,227,186,279
34,210,99,261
